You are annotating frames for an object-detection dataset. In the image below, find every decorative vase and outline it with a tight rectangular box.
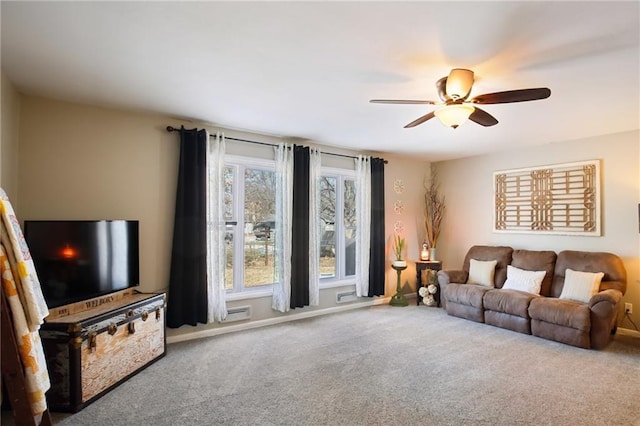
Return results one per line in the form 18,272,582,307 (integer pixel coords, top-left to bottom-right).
392,260,407,268
429,247,437,261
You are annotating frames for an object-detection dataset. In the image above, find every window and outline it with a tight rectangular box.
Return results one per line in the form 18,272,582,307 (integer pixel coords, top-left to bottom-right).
224,157,277,294
222,157,357,294
319,169,356,284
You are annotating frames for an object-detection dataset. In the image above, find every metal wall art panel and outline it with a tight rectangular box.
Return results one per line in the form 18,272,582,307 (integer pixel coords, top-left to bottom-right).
493,160,601,236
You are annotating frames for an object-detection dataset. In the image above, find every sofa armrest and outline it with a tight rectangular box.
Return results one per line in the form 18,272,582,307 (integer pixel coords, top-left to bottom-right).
589,288,623,349
438,270,468,285
589,288,623,312
437,270,468,310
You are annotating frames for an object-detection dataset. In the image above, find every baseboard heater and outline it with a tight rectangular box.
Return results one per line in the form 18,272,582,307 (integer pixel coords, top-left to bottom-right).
336,290,358,304
221,305,251,323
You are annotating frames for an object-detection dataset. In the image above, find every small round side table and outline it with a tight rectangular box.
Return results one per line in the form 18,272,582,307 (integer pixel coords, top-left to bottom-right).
390,263,408,307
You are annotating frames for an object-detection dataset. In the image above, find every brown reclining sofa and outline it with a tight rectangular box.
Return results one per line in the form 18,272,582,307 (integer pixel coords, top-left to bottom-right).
437,245,627,349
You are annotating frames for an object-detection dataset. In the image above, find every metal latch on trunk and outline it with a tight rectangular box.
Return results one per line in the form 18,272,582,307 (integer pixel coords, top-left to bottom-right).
108,323,118,335
88,331,97,351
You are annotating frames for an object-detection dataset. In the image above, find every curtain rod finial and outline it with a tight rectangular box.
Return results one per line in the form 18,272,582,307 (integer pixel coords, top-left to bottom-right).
166,126,177,132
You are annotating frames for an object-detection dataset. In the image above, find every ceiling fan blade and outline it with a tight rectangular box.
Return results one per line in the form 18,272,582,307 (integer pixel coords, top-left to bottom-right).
404,111,436,128
370,99,437,105
469,107,498,127
470,88,551,104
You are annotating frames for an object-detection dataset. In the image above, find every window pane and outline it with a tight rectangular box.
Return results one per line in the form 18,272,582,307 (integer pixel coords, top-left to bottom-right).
224,166,234,221
225,227,234,290
224,166,235,290
320,176,336,278
244,168,276,287
344,179,356,276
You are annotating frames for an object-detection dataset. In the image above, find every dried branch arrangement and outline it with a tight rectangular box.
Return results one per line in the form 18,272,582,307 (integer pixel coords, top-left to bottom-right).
424,168,445,248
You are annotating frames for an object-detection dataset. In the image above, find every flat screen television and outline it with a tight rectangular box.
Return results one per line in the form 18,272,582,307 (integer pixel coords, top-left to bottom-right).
24,220,140,309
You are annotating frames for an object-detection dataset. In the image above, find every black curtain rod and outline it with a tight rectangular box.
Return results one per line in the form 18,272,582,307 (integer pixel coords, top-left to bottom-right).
166,126,387,163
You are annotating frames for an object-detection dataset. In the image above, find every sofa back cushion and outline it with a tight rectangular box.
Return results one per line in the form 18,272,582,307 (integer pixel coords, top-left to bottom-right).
551,250,627,298
511,249,557,296
463,245,513,288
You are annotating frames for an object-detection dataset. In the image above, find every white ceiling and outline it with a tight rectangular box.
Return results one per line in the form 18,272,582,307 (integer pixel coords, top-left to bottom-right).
2,1,639,161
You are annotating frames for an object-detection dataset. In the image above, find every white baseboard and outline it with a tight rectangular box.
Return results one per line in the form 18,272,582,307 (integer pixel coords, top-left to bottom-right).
167,300,639,344
167,295,391,344
617,327,640,338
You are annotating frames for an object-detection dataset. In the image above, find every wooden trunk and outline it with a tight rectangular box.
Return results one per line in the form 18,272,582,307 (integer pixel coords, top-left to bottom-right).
39,293,166,412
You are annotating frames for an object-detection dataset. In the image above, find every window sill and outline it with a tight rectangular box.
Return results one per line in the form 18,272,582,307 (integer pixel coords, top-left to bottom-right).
224,280,356,302
226,289,273,301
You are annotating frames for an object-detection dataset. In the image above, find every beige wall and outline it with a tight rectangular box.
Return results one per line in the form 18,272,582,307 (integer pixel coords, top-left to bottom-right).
18,96,179,294
434,130,640,327
16,95,430,340
1,71,21,202
381,155,430,295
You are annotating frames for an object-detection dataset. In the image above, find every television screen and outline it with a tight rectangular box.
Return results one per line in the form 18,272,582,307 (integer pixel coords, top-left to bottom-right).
24,220,139,308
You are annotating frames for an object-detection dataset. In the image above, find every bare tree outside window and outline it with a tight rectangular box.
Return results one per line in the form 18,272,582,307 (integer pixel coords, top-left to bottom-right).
244,169,276,224
224,166,234,290
320,177,337,277
224,166,234,221
344,179,356,276
243,168,276,286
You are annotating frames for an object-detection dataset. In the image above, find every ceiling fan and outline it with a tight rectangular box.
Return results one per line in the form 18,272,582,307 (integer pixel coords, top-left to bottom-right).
370,68,551,129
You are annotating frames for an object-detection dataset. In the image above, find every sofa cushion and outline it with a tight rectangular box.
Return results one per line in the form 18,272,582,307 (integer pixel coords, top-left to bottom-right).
511,250,557,296
502,265,546,295
444,283,491,323
559,268,604,303
528,297,590,332
484,289,537,318
551,251,627,298
467,259,497,287
445,283,491,309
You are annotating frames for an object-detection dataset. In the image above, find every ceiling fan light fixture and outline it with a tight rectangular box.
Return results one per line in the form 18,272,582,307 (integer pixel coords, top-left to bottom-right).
434,104,475,129
370,67,549,130
446,68,474,99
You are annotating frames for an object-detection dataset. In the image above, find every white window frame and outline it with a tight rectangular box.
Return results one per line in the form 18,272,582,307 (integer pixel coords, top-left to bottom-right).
225,155,277,297
319,167,357,287
222,156,358,298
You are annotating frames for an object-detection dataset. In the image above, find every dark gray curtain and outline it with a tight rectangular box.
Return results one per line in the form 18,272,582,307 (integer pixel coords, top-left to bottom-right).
290,145,310,308
167,127,208,328
368,158,385,297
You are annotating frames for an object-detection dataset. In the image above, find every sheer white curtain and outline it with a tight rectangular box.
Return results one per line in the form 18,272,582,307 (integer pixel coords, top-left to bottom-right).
354,155,372,297
308,148,322,306
206,132,228,322
272,143,294,312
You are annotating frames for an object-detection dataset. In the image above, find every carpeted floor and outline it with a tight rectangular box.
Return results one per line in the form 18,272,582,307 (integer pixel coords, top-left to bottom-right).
6,304,640,425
